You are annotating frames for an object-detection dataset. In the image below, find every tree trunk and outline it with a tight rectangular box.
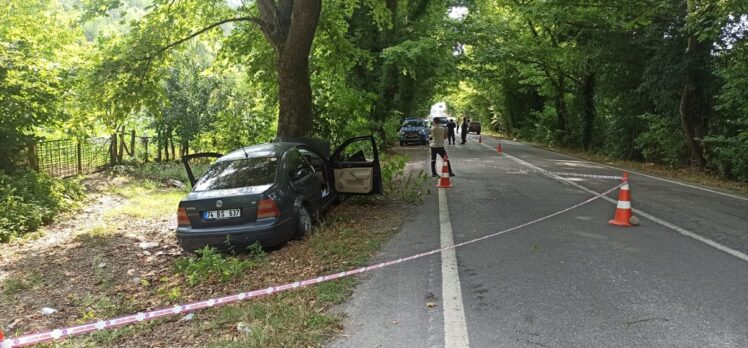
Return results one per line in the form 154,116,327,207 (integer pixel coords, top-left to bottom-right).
110,133,118,165
582,73,596,151
257,0,321,137
679,83,707,168
680,0,708,169
554,75,568,142
156,130,162,162
169,133,176,161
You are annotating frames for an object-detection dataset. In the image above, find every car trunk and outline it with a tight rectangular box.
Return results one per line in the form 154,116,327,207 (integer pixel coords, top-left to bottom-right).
180,186,269,228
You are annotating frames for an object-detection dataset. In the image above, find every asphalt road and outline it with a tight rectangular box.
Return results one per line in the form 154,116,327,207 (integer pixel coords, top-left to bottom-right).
330,134,748,348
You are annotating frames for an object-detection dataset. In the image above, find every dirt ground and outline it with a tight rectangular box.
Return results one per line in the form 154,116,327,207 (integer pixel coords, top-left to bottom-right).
0,152,428,347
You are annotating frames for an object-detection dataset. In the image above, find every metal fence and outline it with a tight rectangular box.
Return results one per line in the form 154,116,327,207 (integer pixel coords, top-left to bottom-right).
34,138,111,178
31,132,186,178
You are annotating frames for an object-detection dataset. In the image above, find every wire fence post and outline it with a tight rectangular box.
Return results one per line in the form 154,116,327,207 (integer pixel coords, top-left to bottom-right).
77,141,82,174
144,137,149,163
27,141,39,171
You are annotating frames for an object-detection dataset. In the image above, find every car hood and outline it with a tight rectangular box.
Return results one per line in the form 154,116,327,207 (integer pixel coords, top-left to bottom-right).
185,184,273,200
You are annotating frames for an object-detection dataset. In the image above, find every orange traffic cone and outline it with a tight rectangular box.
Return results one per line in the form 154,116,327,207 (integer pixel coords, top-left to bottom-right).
478,135,482,143
609,173,632,227
496,142,502,153
0,329,4,341
436,156,453,188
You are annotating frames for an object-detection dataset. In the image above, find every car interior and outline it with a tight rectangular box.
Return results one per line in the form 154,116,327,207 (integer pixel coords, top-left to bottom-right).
299,149,330,198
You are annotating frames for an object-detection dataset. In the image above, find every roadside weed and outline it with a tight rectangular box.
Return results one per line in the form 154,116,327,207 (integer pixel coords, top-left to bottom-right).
174,247,257,286
1,272,42,297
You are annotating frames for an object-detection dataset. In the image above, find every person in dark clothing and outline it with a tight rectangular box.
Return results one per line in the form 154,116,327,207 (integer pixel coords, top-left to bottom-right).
460,118,468,144
446,118,457,145
430,118,455,177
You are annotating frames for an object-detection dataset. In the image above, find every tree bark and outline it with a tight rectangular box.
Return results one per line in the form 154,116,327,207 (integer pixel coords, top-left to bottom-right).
257,0,321,137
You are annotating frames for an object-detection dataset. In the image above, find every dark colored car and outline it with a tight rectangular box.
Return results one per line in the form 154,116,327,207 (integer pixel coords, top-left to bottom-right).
468,121,481,134
399,118,430,146
177,136,382,252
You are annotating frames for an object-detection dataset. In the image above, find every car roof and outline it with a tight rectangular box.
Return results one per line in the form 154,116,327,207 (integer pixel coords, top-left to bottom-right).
218,137,333,162
218,142,297,162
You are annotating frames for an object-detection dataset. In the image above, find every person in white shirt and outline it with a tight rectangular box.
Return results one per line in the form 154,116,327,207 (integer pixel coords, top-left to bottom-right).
430,118,455,177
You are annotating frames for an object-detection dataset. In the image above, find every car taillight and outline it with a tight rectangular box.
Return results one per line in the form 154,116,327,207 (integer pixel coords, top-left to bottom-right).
177,207,191,226
257,199,280,219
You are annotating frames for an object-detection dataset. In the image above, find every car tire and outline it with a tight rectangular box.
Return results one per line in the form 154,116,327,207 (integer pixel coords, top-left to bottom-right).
295,204,313,238
477,131,481,135
400,141,404,146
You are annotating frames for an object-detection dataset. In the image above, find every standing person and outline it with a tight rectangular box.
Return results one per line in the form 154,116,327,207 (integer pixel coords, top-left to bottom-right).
460,117,468,144
430,118,455,177
446,118,457,145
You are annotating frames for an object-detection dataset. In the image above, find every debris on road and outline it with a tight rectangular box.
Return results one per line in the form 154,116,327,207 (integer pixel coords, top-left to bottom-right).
139,241,159,249
40,307,58,316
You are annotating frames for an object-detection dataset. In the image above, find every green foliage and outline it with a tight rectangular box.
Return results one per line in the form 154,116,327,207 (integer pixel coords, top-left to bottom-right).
704,134,748,181
174,246,257,286
0,0,82,171
0,171,85,242
635,113,687,166
380,154,430,203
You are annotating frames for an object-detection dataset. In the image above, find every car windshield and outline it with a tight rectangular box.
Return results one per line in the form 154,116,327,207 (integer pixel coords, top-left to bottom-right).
403,120,425,128
193,157,278,191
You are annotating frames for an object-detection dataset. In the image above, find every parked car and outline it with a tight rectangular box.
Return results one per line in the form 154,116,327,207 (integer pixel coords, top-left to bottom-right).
177,136,383,252
399,118,430,146
468,121,482,134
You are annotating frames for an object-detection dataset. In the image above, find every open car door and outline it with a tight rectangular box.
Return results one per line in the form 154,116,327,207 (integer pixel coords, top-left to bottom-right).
182,152,222,187
330,136,383,195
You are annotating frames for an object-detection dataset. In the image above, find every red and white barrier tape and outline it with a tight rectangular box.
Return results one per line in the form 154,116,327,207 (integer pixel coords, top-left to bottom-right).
2,183,623,348
507,169,624,180
447,160,623,180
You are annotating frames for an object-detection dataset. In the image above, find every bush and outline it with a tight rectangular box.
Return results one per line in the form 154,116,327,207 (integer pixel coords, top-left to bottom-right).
704,134,748,181
634,113,686,166
0,171,84,242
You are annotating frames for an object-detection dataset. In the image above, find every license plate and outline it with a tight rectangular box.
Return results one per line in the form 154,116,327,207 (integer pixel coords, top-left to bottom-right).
202,209,241,220
406,134,417,138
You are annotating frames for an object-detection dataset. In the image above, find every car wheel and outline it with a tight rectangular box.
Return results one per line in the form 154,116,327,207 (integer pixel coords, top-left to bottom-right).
295,204,313,238
400,141,404,146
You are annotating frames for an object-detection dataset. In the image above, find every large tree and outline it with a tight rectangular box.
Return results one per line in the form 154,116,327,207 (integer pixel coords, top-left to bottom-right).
86,0,321,137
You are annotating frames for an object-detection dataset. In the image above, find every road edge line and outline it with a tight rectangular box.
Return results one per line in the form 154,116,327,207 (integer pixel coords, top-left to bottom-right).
487,136,748,202
438,188,471,347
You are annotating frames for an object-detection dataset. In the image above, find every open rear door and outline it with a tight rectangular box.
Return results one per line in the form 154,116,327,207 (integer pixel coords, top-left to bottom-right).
182,152,222,187
330,136,383,195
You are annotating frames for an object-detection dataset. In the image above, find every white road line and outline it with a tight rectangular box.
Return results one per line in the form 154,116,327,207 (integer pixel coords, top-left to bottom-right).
438,188,471,347
478,140,748,262
491,137,748,202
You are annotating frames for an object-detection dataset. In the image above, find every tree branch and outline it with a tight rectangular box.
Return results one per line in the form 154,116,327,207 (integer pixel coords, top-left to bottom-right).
159,16,265,54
